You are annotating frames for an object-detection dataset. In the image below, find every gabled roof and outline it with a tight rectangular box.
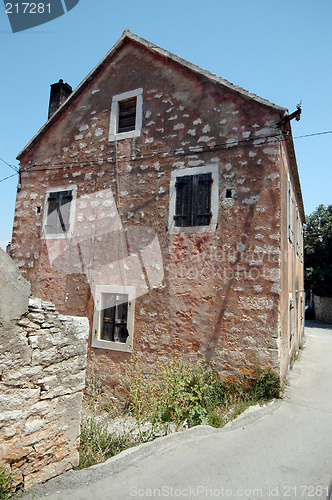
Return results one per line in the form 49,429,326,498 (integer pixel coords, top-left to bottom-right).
17,30,288,160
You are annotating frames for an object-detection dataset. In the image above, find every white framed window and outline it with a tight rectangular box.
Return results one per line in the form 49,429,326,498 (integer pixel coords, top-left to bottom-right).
108,88,143,141
42,185,77,239
91,285,135,352
168,165,219,234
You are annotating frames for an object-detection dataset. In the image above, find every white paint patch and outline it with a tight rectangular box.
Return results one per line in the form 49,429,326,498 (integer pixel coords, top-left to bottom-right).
140,164,148,170
188,129,196,136
225,163,232,171
159,187,165,194
174,123,184,130
202,124,210,133
145,110,152,118
145,137,154,143
79,124,89,132
172,161,185,168
242,131,251,138
220,119,227,125
168,115,178,121
79,143,87,149
166,107,174,113
75,134,83,141
92,89,99,94
193,118,202,125
242,195,259,205
198,136,214,143
263,147,276,155
188,160,204,167
95,128,103,137
249,151,257,158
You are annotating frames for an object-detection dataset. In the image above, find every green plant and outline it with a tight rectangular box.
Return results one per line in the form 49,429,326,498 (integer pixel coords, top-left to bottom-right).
0,466,23,500
77,416,136,470
84,355,103,412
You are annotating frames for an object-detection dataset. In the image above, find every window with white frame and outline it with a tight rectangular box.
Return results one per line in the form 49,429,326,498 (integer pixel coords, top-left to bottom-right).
92,285,135,352
108,88,143,141
42,185,77,239
168,165,219,233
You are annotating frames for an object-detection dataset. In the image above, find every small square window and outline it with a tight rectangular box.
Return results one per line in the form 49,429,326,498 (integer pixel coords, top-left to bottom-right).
42,186,76,239
225,189,232,199
92,285,135,352
109,88,143,141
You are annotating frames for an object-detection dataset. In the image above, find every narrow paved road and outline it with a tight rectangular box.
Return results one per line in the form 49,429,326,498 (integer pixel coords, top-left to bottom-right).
25,321,332,500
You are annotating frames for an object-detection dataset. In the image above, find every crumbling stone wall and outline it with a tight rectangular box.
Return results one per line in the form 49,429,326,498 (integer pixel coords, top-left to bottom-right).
0,249,89,490
314,295,332,324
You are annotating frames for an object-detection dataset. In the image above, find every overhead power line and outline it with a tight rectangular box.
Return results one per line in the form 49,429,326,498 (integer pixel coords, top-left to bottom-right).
0,128,330,184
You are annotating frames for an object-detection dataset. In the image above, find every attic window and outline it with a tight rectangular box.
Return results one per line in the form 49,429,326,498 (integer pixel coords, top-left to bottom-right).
109,88,143,141
118,97,137,133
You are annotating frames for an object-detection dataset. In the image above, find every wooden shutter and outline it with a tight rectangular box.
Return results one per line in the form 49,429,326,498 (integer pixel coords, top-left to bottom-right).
101,294,116,341
59,190,72,233
174,173,212,227
46,190,72,234
174,176,191,227
46,192,59,234
118,97,137,133
194,173,212,226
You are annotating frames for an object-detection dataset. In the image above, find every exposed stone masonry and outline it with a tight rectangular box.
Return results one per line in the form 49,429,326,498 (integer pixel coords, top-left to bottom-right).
0,295,89,490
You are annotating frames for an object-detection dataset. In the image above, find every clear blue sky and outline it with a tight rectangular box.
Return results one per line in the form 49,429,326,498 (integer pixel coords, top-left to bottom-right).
0,0,331,249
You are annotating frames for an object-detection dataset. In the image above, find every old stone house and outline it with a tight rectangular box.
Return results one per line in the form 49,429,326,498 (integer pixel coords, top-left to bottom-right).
10,30,304,383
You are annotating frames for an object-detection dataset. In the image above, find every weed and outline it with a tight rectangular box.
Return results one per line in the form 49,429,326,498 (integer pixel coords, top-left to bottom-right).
77,416,137,470
79,355,283,468
0,467,23,500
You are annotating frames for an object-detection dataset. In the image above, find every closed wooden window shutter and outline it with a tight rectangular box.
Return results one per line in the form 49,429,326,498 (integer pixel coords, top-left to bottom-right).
174,173,212,227
46,190,72,234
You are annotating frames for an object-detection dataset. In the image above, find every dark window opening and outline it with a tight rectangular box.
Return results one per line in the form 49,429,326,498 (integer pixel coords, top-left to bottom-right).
46,190,72,234
174,173,212,227
36,206,41,214
118,97,137,133
225,189,232,199
101,293,129,343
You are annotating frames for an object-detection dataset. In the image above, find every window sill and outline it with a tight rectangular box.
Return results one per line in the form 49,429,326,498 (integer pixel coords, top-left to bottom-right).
108,129,141,142
91,337,132,352
169,224,218,234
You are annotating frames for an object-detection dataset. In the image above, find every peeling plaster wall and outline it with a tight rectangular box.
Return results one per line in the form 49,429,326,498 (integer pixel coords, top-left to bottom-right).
11,39,302,382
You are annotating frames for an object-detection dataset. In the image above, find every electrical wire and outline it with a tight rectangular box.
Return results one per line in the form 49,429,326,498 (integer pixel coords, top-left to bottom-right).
0,128,330,184
0,156,19,173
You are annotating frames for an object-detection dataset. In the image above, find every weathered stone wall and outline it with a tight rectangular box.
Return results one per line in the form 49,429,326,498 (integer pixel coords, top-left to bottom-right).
0,250,89,490
314,295,332,324
10,35,302,384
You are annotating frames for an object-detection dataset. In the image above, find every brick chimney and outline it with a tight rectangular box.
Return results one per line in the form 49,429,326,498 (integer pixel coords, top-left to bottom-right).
48,79,72,119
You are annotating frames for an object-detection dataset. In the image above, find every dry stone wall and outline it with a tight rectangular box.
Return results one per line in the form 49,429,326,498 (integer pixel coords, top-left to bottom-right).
0,249,89,490
314,295,332,324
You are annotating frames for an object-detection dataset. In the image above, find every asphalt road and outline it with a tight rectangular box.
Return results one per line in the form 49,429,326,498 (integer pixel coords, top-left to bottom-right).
24,320,332,500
